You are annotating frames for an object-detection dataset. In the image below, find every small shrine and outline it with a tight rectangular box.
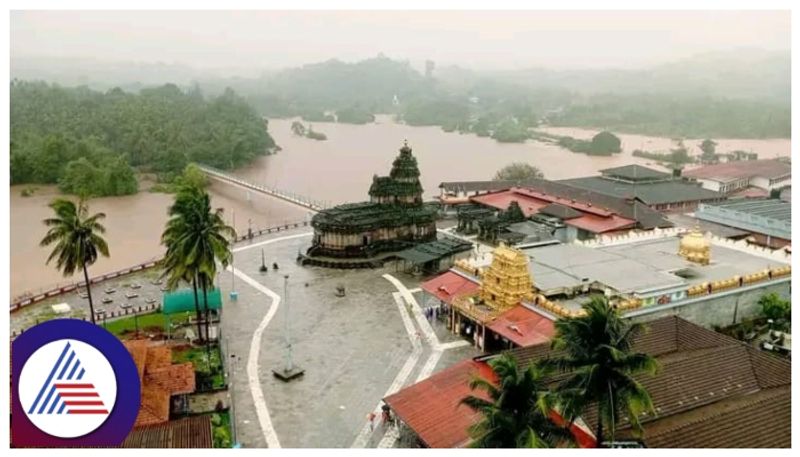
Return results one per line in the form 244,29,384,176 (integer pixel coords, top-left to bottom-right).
678,226,711,265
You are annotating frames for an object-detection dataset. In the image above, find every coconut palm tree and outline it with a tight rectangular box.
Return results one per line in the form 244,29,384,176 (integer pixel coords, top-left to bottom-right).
161,184,235,343
40,198,109,324
461,353,573,448
542,296,658,446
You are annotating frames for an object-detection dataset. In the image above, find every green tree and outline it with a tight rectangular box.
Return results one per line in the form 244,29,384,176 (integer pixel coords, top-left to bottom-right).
699,139,718,163
759,293,790,329
589,131,622,155
59,157,101,198
542,296,658,446
161,184,236,344
493,163,544,181
40,199,110,324
461,353,573,448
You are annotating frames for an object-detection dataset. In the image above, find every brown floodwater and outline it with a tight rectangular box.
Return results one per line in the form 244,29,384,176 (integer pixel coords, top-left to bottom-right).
9,116,791,298
9,182,307,299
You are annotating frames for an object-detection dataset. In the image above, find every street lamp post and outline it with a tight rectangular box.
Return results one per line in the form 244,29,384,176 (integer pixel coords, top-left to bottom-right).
230,209,238,301
273,274,304,382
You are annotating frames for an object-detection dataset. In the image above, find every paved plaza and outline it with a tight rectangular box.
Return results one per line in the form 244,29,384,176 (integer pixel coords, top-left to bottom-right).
218,227,480,448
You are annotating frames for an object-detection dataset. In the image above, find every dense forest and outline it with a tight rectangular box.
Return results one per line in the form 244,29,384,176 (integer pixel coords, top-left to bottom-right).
205,51,790,140
10,81,275,196
10,50,791,148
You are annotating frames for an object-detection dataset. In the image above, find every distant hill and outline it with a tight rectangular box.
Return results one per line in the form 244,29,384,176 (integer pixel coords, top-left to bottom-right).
11,49,791,138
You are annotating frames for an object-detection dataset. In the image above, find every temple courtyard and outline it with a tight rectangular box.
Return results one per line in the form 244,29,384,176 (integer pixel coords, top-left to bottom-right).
216,227,479,448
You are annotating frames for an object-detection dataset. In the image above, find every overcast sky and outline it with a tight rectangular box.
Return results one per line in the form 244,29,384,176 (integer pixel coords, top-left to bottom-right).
11,10,791,72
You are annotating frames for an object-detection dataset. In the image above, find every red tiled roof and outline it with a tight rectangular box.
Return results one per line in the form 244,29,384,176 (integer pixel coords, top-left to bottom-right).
564,213,636,234
385,359,497,448
420,271,480,305
487,305,555,347
512,187,615,217
386,357,596,448
471,187,636,234
684,160,791,182
123,340,197,427
471,190,548,217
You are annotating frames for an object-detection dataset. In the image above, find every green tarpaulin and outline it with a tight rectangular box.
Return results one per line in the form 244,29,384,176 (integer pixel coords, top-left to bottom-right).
162,288,222,314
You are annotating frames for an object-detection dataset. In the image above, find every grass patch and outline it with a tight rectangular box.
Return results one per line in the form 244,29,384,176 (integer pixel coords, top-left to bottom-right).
211,410,232,448
173,343,226,390
104,311,192,337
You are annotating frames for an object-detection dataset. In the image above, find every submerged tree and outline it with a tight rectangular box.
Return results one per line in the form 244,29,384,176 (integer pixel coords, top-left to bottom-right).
493,162,544,181
40,198,110,324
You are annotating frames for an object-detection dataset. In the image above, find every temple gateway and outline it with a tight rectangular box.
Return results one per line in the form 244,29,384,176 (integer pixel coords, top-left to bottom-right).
301,141,438,265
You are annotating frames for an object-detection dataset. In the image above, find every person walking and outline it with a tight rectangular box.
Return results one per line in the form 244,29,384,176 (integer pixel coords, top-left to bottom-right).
367,412,376,431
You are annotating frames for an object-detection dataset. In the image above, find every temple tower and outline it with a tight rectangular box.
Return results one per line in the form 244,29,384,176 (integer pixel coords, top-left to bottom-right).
478,243,535,311
369,140,424,205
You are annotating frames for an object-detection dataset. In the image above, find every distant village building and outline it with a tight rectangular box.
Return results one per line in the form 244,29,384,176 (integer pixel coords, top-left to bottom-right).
384,316,790,448
465,182,672,242
302,141,438,264
559,164,724,212
683,159,791,196
694,198,791,249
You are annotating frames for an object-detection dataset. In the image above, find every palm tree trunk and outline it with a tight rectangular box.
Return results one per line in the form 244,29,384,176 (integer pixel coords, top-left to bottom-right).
192,276,203,343
202,283,211,348
83,264,96,324
596,417,604,448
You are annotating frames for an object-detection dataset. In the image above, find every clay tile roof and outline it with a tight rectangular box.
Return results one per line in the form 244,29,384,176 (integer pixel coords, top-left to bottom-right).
147,363,196,396
420,271,480,305
124,340,149,383
627,386,791,448
123,414,213,448
136,384,171,427
487,305,555,348
145,346,173,371
124,340,197,426
384,359,497,448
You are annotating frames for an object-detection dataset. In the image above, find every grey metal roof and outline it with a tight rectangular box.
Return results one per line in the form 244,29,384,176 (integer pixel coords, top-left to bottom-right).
395,237,473,264
599,164,672,182
558,176,724,206
710,198,791,222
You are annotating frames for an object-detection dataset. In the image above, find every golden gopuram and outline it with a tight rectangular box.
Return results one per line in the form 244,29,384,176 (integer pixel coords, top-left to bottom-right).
678,226,711,265
450,243,535,349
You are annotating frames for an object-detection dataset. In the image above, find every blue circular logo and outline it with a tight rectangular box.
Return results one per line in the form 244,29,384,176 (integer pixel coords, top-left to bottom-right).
12,319,141,447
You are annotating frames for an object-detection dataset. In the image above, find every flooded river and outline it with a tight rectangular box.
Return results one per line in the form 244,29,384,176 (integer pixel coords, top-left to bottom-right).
9,116,790,298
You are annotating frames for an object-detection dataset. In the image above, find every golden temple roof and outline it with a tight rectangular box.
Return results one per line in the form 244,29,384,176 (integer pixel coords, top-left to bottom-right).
679,226,711,265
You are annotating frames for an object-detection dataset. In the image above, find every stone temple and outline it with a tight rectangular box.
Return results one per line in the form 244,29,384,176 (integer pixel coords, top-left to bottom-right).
301,141,438,266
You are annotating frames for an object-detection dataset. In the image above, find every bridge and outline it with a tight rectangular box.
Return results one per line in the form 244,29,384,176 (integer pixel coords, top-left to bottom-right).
195,164,326,213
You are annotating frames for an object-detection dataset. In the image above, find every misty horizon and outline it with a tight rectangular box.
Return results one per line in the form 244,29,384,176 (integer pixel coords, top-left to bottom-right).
11,10,790,75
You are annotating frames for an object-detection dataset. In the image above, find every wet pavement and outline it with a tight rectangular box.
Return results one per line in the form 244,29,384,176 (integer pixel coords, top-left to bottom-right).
218,227,480,448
